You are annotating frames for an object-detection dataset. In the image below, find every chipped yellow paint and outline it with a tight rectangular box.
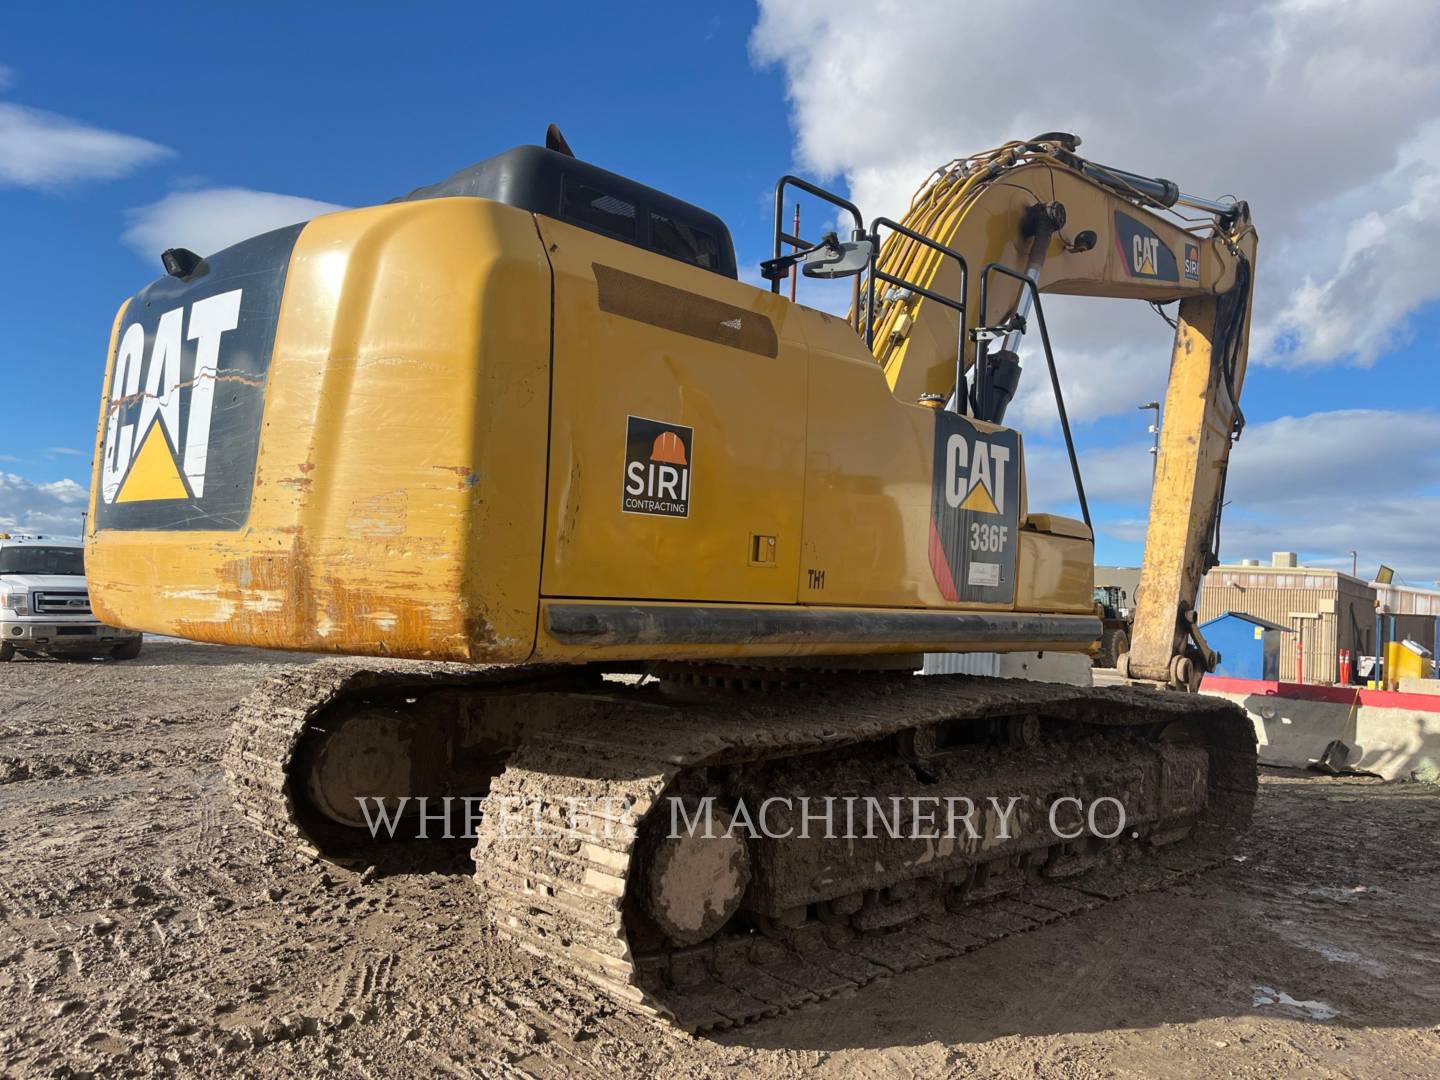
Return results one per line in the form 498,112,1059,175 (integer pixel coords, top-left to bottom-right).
87,197,553,661
1129,221,1260,682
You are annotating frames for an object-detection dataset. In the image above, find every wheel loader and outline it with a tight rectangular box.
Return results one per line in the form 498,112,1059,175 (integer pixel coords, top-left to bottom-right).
85,127,1258,1031
1092,584,1132,668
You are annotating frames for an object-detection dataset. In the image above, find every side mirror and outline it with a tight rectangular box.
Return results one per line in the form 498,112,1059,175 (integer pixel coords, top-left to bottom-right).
802,232,874,279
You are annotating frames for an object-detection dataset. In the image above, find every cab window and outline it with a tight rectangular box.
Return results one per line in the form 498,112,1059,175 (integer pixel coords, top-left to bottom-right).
561,177,638,241
650,212,720,270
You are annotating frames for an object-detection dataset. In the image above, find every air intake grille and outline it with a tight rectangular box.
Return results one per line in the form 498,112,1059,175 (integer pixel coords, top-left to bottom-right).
33,591,91,615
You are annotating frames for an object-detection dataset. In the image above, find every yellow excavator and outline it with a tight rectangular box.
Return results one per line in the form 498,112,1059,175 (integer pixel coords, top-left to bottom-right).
86,128,1258,1030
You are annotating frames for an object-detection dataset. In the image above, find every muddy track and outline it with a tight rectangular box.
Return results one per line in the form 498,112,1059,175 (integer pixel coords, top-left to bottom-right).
476,678,1255,1031
223,659,581,858
227,662,1256,1032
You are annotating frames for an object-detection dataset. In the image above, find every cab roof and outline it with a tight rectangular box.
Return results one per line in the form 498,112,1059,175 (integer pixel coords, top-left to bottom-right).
394,144,738,279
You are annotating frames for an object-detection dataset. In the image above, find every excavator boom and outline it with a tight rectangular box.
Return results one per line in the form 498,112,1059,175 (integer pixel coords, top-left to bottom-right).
853,133,1257,687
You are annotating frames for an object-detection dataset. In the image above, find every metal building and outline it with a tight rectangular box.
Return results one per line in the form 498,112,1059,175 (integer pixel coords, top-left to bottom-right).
1198,552,1375,685
1373,581,1440,659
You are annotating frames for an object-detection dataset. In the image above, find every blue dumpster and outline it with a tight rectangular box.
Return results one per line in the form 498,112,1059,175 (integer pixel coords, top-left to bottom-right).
1200,612,1291,681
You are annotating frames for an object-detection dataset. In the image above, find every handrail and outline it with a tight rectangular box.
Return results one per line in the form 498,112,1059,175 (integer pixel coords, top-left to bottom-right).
866,218,968,408
769,175,865,295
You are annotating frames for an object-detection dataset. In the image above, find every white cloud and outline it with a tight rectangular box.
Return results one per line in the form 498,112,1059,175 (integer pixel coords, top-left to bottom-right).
752,0,1440,405
1007,299,1175,431
1227,410,1440,503
1026,409,1440,580
0,473,88,538
47,447,86,458
0,102,171,188
1025,441,1152,510
1259,131,1440,365
1036,408,1440,504
123,187,346,260
1214,498,1440,583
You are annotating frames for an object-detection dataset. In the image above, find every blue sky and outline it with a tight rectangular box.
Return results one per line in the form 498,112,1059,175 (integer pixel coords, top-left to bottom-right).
1,4,792,484
3,1,1439,581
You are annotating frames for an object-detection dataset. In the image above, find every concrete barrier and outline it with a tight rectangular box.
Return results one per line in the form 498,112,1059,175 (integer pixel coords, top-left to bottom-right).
1399,677,1440,697
1201,677,1440,782
998,650,1093,687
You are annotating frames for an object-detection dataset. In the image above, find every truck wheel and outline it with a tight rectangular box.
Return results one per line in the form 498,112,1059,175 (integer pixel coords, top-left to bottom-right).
111,638,143,661
0,642,13,662
1099,628,1129,669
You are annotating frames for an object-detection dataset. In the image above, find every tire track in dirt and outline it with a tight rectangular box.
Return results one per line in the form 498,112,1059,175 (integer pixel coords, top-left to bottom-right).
3,642,1440,1078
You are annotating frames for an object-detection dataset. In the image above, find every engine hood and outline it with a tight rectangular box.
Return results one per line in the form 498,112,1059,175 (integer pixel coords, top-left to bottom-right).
0,574,88,591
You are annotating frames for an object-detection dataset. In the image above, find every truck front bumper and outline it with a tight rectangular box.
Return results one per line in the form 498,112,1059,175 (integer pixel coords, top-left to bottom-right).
0,619,141,650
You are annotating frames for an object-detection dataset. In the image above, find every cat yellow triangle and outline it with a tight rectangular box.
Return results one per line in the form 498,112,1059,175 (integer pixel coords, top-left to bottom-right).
115,421,189,503
959,482,998,515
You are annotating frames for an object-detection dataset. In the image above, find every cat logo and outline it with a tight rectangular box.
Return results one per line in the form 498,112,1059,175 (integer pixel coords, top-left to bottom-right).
1132,235,1160,276
942,429,1010,516
1113,212,1178,282
622,415,693,518
929,413,1021,605
93,221,298,534
101,289,243,506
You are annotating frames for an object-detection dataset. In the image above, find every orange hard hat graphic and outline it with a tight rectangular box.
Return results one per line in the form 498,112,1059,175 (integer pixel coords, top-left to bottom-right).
650,431,687,465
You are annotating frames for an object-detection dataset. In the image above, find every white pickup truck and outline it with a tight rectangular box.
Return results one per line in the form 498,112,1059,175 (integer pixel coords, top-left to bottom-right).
0,534,143,661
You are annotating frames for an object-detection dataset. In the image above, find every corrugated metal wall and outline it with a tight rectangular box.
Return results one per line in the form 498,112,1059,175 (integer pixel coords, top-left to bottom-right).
1376,583,1440,657
922,652,1001,677
1199,568,1377,684
1376,583,1440,617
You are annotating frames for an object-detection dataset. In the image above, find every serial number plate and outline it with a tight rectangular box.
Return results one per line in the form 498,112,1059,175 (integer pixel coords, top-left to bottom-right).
967,562,1000,587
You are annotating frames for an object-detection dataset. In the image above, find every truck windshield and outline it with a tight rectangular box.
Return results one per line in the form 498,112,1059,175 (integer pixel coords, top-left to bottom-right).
0,547,85,576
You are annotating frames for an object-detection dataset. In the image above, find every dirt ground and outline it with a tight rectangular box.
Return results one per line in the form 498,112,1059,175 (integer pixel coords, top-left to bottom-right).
2,641,1439,1078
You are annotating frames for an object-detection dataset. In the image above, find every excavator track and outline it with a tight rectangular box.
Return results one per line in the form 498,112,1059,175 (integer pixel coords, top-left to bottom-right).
222,659,584,857
226,665,1256,1034
475,675,1255,1031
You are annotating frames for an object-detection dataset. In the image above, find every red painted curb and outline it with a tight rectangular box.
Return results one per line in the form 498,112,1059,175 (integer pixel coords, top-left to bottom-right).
1201,676,1440,713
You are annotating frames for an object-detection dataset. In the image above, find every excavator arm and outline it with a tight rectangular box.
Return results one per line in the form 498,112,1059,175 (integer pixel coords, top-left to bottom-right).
855,134,1257,689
